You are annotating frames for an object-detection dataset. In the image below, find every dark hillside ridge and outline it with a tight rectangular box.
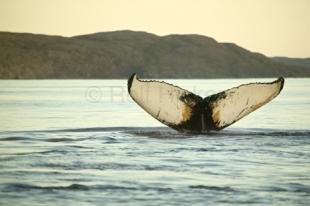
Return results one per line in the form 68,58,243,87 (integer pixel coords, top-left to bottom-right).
0,30,309,79
272,57,310,69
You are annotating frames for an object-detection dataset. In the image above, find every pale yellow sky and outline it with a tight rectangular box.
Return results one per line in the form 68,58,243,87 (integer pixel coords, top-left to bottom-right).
0,0,309,57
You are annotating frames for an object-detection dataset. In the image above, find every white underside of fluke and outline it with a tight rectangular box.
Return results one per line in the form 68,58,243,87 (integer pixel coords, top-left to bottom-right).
209,80,284,129
129,75,192,125
128,74,284,132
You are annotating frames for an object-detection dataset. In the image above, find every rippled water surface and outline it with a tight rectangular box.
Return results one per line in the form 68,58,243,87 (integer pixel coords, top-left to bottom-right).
0,79,309,205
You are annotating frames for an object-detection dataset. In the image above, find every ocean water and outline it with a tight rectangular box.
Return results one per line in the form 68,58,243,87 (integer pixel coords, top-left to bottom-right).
0,78,309,205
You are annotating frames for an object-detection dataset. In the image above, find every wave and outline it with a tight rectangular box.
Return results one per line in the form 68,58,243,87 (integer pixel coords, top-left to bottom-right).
126,127,310,139
0,136,95,143
2,183,93,191
8,127,146,133
2,182,309,195
1,127,310,141
11,183,300,194
1,183,172,193
0,136,32,141
189,185,236,192
3,183,241,193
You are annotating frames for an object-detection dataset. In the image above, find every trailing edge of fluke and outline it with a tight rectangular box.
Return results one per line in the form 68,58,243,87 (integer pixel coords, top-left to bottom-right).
128,74,284,133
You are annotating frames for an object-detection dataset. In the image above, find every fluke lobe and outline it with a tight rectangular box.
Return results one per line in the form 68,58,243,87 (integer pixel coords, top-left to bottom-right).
128,74,284,133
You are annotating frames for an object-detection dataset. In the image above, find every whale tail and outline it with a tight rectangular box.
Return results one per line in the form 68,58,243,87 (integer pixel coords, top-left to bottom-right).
128,74,284,133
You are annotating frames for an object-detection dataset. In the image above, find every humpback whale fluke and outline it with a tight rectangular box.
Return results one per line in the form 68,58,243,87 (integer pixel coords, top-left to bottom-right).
128,74,284,133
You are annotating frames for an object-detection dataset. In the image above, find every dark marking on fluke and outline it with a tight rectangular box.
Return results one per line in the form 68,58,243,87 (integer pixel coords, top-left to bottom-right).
127,73,136,93
169,93,204,133
277,77,285,92
167,93,219,133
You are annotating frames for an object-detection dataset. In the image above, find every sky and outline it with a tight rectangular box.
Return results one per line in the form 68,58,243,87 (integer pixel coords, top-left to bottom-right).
0,0,309,57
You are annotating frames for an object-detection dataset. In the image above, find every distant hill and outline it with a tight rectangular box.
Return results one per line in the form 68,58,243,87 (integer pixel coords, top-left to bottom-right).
0,30,309,79
272,57,310,69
